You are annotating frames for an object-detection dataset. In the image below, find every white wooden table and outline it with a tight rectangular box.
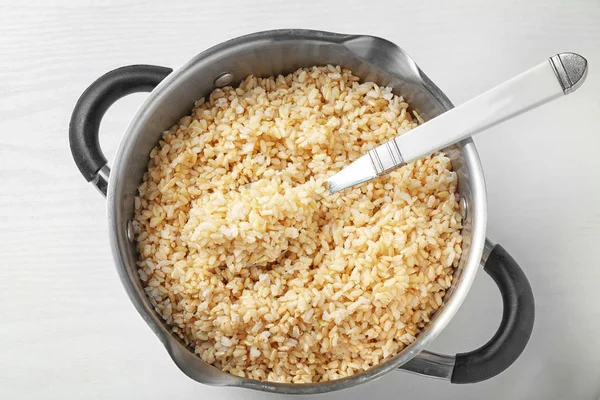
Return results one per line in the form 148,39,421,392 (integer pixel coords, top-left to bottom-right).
1,1,599,399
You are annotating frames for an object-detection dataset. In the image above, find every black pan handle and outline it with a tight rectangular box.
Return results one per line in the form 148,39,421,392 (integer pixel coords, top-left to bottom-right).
450,240,535,383
69,65,172,196
399,239,535,383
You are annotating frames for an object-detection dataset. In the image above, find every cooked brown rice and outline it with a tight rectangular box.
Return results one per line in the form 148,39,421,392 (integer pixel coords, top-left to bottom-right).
133,65,463,383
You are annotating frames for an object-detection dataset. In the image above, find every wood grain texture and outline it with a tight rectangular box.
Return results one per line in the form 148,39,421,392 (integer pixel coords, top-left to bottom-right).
1,1,599,399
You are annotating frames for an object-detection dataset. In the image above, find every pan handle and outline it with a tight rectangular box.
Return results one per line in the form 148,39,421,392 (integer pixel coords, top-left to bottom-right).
399,238,535,383
69,65,172,196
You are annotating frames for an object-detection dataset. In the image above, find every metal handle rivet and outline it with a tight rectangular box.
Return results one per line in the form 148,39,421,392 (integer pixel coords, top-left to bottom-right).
214,72,234,88
127,220,135,243
459,197,468,220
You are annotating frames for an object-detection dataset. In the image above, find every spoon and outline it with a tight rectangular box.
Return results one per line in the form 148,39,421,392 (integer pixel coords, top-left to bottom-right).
327,52,588,193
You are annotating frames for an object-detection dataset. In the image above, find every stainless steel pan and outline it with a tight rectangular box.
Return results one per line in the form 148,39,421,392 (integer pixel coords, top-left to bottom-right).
69,29,535,394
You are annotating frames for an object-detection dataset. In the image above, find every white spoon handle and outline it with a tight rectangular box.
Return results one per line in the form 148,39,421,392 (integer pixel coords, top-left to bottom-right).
327,53,588,193
398,59,562,163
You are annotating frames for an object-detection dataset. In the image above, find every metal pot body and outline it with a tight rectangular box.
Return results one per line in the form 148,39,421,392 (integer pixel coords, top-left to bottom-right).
69,29,534,394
